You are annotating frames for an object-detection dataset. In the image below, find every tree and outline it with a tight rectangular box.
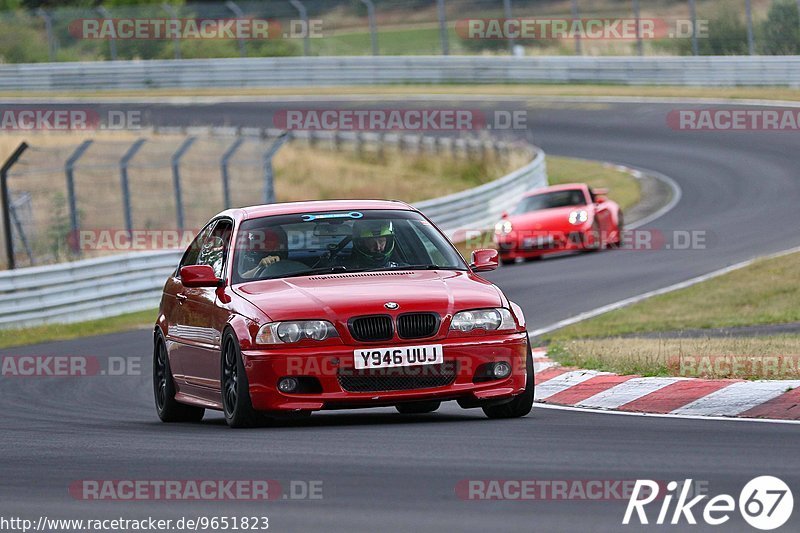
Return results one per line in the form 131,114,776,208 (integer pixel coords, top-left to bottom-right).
760,0,800,55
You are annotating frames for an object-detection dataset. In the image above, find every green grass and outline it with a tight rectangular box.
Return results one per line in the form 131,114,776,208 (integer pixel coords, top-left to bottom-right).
12,84,800,102
547,250,800,341
314,26,453,56
0,309,157,350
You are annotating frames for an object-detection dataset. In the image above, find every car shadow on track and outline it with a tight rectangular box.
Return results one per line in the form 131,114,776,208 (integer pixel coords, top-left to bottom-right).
139,409,520,431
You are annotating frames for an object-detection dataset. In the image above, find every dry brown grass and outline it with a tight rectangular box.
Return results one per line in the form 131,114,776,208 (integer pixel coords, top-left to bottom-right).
550,336,800,379
0,131,526,267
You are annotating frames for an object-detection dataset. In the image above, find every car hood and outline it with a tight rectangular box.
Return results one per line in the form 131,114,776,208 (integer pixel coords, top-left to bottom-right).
507,205,593,229
233,270,503,323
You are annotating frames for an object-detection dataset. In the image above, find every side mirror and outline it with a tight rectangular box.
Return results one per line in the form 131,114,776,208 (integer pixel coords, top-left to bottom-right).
470,249,499,272
501,211,508,219
180,265,220,288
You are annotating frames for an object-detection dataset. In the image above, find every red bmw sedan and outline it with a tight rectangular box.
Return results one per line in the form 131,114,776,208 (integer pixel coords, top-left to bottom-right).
154,200,533,427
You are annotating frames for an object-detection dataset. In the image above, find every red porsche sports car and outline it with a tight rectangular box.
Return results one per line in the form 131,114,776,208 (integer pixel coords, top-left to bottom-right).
494,183,623,265
154,200,533,427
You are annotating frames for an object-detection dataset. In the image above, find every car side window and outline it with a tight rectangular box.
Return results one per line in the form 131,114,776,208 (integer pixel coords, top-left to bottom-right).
179,223,214,271
197,220,233,279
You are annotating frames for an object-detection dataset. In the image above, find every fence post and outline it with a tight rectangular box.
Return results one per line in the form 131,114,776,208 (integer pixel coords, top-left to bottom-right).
221,137,244,209
37,8,56,62
359,0,379,55
9,197,34,266
119,139,146,233
290,0,311,56
96,7,117,60
64,140,93,258
571,0,582,55
162,3,182,59
225,1,248,57
0,142,28,270
503,0,514,54
171,137,196,230
632,0,643,56
745,0,755,55
262,133,290,204
436,0,449,55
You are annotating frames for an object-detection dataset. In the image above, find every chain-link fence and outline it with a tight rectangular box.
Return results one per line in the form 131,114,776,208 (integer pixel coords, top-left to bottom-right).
0,129,519,270
0,0,797,63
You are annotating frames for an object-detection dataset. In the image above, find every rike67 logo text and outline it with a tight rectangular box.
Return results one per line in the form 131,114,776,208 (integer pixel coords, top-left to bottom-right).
624,477,793,530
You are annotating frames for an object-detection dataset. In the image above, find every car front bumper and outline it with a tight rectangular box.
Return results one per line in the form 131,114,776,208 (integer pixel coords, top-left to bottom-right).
241,332,528,412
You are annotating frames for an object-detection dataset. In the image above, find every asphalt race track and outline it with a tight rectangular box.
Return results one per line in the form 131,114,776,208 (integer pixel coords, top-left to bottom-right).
2,97,799,532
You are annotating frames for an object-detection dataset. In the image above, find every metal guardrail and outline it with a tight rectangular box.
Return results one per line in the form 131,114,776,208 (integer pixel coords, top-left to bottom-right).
0,143,546,328
2,56,800,90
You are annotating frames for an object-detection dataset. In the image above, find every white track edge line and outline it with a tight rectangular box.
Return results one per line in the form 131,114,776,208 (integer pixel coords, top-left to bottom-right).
528,243,800,338
533,402,800,425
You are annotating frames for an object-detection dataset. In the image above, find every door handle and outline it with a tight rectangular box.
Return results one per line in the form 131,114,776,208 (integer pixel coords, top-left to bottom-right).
176,293,188,303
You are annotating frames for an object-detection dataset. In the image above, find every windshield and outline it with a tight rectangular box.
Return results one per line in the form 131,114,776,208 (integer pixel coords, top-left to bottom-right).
231,209,467,283
512,189,587,214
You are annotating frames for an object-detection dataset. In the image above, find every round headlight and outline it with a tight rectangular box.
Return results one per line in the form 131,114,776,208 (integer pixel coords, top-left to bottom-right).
277,322,302,343
304,320,329,341
495,220,513,234
569,210,589,225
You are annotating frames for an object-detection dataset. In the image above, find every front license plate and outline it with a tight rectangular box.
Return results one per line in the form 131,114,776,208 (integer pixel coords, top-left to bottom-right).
523,236,554,248
354,344,444,370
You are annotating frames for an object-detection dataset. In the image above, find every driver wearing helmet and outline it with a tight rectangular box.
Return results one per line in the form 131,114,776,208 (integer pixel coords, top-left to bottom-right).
350,220,403,269
241,227,288,279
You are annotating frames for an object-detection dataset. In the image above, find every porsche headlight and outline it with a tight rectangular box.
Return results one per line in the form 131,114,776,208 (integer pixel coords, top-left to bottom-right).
495,220,513,234
256,320,338,345
450,308,516,333
568,210,589,225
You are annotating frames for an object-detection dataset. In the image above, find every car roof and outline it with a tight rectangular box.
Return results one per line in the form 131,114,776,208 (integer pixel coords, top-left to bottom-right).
215,199,416,222
522,183,589,198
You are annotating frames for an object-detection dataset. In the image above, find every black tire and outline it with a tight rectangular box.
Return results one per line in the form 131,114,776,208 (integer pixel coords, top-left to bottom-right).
608,211,624,248
499,257,515,266
221,331,267,428
395,401,441,414
583,222,602,252
153,330,205,423
482,341,534,419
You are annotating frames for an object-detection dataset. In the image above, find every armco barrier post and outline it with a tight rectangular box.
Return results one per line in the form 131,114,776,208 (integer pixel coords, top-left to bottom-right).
65,140,93,258
221,137,245,209
171,137,196,230
0,142,28,270
262,133,290,204
119,139,146,233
